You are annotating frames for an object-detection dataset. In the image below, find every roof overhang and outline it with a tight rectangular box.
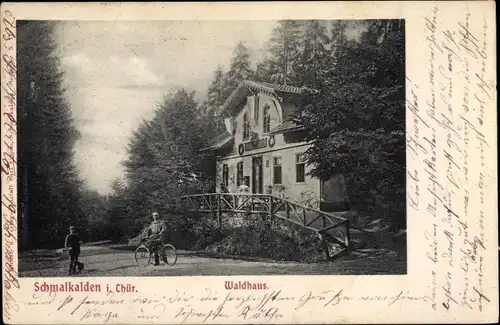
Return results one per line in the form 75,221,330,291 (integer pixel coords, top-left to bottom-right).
219,80,315,116
199,134,234,152
269,120,305,134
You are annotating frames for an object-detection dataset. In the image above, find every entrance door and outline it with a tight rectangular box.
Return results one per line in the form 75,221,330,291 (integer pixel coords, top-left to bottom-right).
222,164,229,187
252,156,263,194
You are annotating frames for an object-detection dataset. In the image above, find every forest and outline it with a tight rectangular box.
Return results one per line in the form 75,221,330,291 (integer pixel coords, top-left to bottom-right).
17,19,405,256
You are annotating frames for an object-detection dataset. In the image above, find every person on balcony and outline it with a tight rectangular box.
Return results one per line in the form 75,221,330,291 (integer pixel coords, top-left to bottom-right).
219,182,229,194
218,182,230,211
237,178,250,211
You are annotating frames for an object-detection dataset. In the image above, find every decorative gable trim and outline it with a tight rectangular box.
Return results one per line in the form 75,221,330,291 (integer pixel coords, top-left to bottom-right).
220,79,316,116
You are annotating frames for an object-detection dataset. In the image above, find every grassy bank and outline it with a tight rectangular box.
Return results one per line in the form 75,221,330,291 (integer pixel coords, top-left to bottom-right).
192,216,328,263
126,211,406,264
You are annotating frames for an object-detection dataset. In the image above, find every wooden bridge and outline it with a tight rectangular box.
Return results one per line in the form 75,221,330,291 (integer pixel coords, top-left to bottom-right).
172,193,351,260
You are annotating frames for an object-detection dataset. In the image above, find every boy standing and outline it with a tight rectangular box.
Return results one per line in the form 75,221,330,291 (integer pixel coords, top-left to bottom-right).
65,226,81,275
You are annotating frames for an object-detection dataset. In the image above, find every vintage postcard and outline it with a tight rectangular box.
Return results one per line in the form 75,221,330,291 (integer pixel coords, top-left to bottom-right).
1,1,498,324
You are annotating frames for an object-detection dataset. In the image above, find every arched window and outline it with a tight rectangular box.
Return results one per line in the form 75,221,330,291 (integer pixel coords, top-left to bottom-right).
263,105,271,133
243,113,250,139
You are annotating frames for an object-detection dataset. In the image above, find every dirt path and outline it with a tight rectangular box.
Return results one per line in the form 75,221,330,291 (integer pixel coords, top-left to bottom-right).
19,246,405,277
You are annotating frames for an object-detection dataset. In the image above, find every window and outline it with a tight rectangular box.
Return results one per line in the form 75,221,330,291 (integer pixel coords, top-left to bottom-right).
263,105,271,133
243,113,250,139
237,162,244,186
222,164,229,187
296,153,306,183
273,157,282,184
254,96,260,125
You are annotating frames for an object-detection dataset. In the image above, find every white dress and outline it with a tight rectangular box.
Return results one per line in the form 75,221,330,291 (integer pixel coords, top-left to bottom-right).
237,184,250,208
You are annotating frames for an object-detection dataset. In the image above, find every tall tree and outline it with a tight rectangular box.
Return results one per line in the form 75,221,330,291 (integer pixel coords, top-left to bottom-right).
200,66,227,134
206,66,226,111
17,21,84,249
254,58,280,82
123,89,214,230
224,42,253,95
264,20,304,85
104,177,132,241
295,20,330,87
79,189,109,242
330,21,349,48
110,177,126,196
295,20,405,231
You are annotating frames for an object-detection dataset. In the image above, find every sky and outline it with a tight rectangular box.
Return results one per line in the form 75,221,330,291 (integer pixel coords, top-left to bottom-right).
55,21,275,194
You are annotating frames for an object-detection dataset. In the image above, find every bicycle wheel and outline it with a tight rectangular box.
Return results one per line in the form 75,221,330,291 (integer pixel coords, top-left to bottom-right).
134,245,151,266
161,244,177,266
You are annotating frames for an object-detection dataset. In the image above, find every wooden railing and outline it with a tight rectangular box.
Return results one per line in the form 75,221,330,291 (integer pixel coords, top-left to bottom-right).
174,193,351,259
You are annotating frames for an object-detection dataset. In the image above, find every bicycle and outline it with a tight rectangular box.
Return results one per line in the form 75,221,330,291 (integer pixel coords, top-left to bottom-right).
134,235,178,267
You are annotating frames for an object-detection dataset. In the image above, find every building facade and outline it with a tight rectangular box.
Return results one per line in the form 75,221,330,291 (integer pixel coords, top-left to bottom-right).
201,80,349,211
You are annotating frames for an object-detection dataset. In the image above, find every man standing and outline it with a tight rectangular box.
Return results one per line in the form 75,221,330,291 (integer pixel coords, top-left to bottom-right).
147,212,166,266
219,182,229,194
65,226,81,275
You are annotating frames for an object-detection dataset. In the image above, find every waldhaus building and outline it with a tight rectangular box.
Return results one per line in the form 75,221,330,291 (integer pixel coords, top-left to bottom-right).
201,80,350,212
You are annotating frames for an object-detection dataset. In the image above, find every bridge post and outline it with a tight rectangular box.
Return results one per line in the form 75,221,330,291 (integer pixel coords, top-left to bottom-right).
217,194,222,229
344,220,351,249
321,235,331,260
268,196,273,226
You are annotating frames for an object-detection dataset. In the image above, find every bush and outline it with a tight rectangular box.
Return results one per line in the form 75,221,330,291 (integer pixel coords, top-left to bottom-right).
205,218,326,262
183,216,224,250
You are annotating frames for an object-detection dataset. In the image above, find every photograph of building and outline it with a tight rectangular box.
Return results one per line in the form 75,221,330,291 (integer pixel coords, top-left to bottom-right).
16,19,406,277
202,80,349,211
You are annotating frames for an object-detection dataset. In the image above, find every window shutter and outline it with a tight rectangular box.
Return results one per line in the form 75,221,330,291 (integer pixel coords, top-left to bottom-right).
254,96,259,125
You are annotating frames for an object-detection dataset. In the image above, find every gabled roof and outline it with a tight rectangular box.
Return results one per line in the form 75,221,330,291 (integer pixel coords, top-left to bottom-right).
220,79,315,115
200,80,316,152
269,119,305,134
242,80,306,95
199,131,234,152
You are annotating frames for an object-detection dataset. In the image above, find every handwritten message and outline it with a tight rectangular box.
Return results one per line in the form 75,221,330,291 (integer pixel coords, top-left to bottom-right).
2,8,20,322
17,287,435,324
407,4,494,315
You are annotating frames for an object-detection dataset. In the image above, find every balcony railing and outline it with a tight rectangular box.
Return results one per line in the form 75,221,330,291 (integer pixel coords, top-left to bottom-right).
174,193,351,259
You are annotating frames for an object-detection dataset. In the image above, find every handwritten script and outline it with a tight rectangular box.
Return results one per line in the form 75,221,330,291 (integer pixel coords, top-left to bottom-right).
2,8,20,322
407,4,494,314
18,288,436,324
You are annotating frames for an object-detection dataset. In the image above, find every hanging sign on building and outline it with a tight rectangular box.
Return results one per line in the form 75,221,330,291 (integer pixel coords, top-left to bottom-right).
244,138,267,151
